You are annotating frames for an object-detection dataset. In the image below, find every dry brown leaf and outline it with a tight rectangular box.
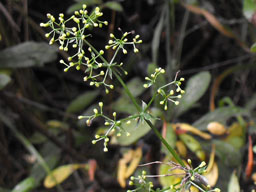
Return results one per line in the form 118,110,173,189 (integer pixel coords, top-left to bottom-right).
204,162,218,187
174,123,212,140
206,144,216,173
117,159,127,188
176,140,187,158
125,147,142,178
207,122,227,135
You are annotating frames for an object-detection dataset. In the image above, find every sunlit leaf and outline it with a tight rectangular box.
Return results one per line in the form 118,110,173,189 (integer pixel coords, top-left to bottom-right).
243,0,256,20
0,73,11,90
66,90,100,113
207,122,227,135
103,1,123,12
12,177,36,192
224,123,245,149
175,71,211,116
250,42,256,52
179,133,206,161
0,42,57,68
204,162,218,187
44,164,87,188
228,171,240,192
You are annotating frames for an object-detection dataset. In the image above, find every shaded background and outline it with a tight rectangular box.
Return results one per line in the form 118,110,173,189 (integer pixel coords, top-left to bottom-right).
1,0,256,191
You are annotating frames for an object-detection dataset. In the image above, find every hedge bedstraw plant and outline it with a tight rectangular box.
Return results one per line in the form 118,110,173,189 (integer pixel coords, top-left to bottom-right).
40,4,220,192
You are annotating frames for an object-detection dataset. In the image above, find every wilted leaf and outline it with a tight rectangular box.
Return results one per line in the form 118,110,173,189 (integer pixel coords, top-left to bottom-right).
206,144,215,173
204,162,218,187
67,0,103,14
175,141,187,158
207,122,227,135
117,147,142,188
12,177,36,192
125,147,142,178
0,42,57,68
228,171,240,192
173,123,211,139
179,133,206,161
103,1,123,12
117,159,127,188
175,71,211,116
44,164,87,188
193,107,249,131
246,135,253,179
66,90,99,113
0,73,11,90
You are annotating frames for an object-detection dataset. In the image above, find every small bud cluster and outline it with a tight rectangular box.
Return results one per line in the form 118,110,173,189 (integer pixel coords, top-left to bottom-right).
127,171,154,192
105,32,142,54
157,77,185,110
78,102,131,152
143,67,165,88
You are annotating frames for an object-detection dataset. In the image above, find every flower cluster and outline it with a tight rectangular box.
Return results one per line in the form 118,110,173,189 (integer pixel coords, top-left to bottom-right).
78,102,133,152
127,171,154,192
144,68,185,110
105,32,142,54
40,5,141,92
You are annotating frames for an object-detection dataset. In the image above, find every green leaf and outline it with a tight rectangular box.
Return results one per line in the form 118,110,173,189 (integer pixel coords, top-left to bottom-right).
0,42,57,68
116,119,151,146
250,42,256,52
193,106,249,131
213,140,241,167
103,1,123,12
0,73,11,90
179,133,205,161
152,9,165,64
243,0,256,20
66,90,100,113
113,78,144,114
67,0,103,14
12,177,36,192
175,71,211,116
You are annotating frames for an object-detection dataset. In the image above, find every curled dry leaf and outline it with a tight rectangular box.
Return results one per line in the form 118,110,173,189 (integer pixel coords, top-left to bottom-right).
204,162,219,187
207,122,227,135
206,144,216,173
117,147,142,188
173,123,212,140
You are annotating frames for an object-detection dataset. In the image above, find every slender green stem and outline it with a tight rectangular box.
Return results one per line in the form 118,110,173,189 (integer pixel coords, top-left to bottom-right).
144,119,185,167
113,70,141,112
144,92,157,112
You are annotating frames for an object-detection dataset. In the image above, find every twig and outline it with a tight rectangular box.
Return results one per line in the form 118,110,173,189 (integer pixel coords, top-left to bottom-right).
0,2,20,31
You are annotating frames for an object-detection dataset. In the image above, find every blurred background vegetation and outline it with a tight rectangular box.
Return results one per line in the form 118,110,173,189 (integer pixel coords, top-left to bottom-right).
1,0,256,191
